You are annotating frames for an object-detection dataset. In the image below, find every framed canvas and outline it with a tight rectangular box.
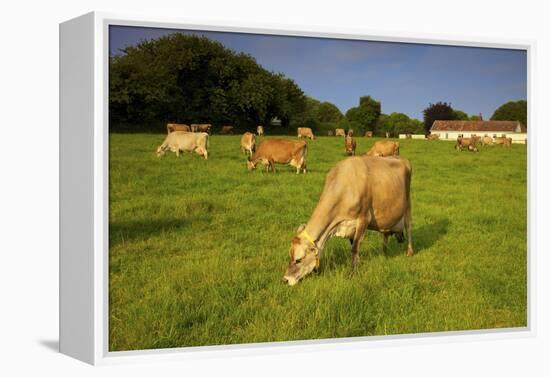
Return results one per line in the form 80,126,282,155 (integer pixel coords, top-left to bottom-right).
59,11,533,365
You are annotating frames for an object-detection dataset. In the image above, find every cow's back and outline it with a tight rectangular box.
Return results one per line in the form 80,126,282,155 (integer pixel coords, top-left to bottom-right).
321,156,411,230
256,139,306,162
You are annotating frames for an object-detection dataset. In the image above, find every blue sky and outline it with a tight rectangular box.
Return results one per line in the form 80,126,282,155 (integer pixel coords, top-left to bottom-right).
110,26,527,120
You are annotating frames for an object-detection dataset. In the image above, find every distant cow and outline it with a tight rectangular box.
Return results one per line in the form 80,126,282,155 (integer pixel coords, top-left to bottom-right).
327,130,334,136
247,139,307,174
347,129,354,137
282,156,413,286
406,133,412,139
257,125,264,136
156,131,209,159
365,131,373,138
427,134,440,140
167,123,190,133
455,135,478,152
482,136,494,146
366,140,400,157
345,135,356,156
240,132,256,157
220,126,234,134
335,128,346,137
494,136,512,147
297,127,315,140
190,124,212,134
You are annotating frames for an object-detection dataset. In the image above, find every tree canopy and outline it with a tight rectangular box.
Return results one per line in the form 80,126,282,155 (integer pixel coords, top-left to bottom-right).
491,100,527,128
345,96,381,135
109,33,306,132
377,113,424,137
422,102,455,134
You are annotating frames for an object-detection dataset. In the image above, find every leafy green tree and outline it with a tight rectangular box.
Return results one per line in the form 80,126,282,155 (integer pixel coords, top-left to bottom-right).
422,102,454,134
452,110,469,120
377,113,423,137
317,102,343,123
469,115,482,121
345,96,381,135
491,100,527,128
109,33,306,132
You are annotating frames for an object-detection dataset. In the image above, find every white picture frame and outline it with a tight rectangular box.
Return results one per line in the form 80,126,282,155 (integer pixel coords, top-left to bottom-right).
59,11,534,365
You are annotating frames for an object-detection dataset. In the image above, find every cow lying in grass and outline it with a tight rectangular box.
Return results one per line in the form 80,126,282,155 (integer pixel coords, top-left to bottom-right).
283,156,413,286
247,139,307,174
156,131,209,159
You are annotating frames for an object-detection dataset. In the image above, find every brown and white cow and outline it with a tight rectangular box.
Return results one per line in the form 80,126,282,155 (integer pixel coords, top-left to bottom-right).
366,140,400,157
257,125,264,136
283,156,413,285
247,139,307,174
220,125,234,134
345,134,356,156
240,132,256,157
156,131,209,159
167,123,190,133
297,127,315,140
335,128,346,137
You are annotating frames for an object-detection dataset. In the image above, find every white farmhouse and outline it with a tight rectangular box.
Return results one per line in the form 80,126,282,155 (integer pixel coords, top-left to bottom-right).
430,120,527,144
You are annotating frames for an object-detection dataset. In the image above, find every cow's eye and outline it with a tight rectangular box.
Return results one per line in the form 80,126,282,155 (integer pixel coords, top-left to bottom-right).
295,258,302,264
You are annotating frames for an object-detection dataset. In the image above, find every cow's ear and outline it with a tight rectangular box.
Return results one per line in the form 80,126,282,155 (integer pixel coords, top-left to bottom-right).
296,224,306,234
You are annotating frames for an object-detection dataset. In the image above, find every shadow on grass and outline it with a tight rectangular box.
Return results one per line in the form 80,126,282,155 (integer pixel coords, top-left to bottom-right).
384,218,449,257
322,218,449,268
109,217,198,247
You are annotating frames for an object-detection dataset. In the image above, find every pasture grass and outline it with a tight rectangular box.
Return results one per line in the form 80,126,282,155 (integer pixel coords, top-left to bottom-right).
109,134,527,351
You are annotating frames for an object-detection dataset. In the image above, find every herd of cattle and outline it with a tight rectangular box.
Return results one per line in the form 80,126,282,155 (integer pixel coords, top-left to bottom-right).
154,122,510,285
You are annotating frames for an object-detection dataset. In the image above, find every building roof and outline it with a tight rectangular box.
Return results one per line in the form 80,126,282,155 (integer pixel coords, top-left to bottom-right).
431,120,526,133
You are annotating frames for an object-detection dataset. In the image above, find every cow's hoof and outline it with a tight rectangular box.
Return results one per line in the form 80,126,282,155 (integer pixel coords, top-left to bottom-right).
407,249,414,257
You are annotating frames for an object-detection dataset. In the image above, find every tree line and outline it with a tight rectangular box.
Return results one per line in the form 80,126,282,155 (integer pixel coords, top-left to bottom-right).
110,33,527,135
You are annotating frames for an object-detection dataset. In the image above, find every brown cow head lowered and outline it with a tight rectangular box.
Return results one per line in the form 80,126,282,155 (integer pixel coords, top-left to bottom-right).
283,225,320,286
246,158,256,171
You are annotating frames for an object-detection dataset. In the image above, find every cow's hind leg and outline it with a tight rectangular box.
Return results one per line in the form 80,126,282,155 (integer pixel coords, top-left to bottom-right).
405,208,413,257
351,220,367,270
381,233,389,255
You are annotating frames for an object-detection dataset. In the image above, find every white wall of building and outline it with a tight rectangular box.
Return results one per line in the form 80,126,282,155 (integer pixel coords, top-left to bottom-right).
431,131,527,144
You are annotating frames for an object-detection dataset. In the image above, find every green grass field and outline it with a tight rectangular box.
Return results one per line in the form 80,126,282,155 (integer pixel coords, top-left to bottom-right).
109,134,527,351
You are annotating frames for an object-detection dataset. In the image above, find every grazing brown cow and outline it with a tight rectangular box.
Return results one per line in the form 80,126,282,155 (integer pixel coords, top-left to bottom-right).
366,140,400,157
167,123,190,133
240,132,256,157
427,134,440,140
220,125,234,134
494,136,512,147
257,125,264,136
335,128,346,137
247,139,307,174
156,131,209,159
365,131,373,138
283,156,413,286
455,135,478,152
482,136,494,146
345,135,356,156
297,127,315,140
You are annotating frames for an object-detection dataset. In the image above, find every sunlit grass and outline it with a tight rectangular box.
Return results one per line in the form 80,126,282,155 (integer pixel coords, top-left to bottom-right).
109,134,527,351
